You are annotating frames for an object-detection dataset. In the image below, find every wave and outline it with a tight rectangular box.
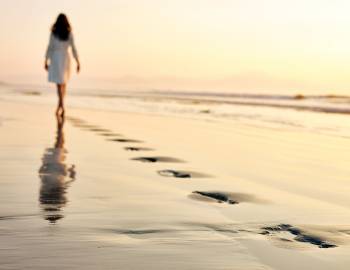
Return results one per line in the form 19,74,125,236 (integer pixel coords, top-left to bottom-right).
150,90,350,102
168,97,350,115
81,91,350,116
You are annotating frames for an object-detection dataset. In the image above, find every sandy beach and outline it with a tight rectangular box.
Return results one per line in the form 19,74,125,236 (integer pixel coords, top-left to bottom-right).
2,1,350,268
1,88,350,270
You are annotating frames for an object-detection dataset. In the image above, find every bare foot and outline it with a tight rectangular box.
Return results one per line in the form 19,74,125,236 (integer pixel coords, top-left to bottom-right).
56,106,65,118
56,107,61,116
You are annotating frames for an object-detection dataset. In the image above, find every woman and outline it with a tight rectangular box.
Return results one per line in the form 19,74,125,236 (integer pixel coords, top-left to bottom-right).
45,13,80,117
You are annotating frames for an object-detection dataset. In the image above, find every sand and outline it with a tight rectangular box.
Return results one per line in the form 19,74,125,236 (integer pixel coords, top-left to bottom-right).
1,98,350,270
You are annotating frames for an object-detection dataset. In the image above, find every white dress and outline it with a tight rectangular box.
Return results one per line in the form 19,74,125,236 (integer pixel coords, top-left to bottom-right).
45,33,79,84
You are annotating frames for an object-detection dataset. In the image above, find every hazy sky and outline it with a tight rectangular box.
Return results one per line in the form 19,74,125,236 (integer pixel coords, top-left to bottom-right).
1,0,350,93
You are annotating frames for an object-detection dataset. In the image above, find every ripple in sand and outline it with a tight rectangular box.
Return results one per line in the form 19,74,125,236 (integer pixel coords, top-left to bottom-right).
131,156,185,163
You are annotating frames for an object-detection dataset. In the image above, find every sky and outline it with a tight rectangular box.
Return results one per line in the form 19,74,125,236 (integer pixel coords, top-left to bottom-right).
1,0,350,93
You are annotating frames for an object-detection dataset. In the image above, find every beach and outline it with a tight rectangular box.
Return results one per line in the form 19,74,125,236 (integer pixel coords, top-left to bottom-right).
1,87,350,270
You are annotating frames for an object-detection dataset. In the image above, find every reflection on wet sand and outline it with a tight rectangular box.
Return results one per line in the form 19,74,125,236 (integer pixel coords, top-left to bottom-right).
38,115,76,224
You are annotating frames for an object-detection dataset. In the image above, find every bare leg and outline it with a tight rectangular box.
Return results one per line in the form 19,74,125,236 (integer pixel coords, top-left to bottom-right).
60,84,66,117
56,84,66,117
56,84,62,116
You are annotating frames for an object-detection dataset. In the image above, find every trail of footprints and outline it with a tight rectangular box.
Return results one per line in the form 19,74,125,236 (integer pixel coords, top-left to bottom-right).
67,116,344,249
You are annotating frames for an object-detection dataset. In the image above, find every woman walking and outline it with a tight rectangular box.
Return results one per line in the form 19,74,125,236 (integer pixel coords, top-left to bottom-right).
45,13,80,117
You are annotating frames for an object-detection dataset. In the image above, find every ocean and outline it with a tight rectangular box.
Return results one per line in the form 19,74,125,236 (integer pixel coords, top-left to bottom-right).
1,81,350,139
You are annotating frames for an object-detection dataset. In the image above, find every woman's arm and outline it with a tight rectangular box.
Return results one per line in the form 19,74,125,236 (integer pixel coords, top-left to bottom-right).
70,33,80,73
44,33,54,70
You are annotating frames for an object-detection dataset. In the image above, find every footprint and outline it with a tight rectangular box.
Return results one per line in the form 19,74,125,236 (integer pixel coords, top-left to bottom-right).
157,170,191,178
109,138,143,143
261,224,337,248
131,156,185,163
89,128,111,132
80,125,98,129
66,117,84,123
124,147,153,151
158,170,191,178
190,191,267,205
158,170,211,179
75,124,99,129
67,118,114,134
98,133,122,137
191,191,238,204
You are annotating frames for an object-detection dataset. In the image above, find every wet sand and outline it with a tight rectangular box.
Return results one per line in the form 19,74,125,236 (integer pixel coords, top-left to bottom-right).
1,99,350,269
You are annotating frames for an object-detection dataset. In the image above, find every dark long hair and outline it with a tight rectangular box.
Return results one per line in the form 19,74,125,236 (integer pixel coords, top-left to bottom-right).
51,13,71,41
